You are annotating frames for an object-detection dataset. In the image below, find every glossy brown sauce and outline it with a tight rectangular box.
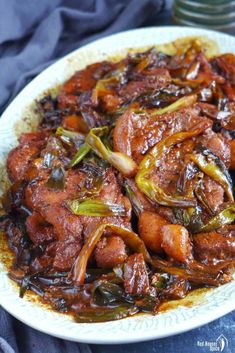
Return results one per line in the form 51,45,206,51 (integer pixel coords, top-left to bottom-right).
0,228,212,318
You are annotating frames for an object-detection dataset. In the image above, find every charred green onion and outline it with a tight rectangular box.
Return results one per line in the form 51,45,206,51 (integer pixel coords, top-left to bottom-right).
85,127,137,177
92,77,117,105
136,128,207,207
124,181,144,216
69,143,91,168
195,204,235,233
190,148,234,202
75,306,138,323
150,94,197,116
92,280,133,306
92,66,126,105
56,127,85,141
67,199,126,217
151,257,231,286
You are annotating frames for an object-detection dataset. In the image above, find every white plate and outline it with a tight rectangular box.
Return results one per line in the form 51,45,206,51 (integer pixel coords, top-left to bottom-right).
0,26,235,344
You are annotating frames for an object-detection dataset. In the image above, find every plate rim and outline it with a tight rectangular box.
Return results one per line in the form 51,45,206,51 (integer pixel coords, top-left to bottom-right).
0,289,234,344
1,25,235,344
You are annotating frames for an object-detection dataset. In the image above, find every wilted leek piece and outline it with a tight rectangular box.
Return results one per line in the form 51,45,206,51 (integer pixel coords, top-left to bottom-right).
92,278,158,312
56,127,85,142
152,273,169,290
150,94,197,116
136,128,208,207
69,143,91,168
151,257,231,286
92,65,126,105
124,181,144,216
190,149,234,202
92,77,115,105
69,223,152,285
68,199,126,217
134,296,158,312
173,208,191,227
85,127,137,177
92,280,133,306
19,274,44,298
46,166,65,190
75,305,138,323
194,184,214,215
195,204,235,233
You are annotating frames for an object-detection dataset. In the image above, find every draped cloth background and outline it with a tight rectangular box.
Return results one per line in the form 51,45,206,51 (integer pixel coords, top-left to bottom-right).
0,0,234,352
0,0,164,114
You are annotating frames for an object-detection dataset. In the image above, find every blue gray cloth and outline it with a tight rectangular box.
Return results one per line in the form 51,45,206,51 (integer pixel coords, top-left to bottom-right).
0,0,164,114
0,0,234,352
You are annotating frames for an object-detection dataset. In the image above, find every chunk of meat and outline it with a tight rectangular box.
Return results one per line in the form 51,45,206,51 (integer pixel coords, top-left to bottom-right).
199,129,231,167
138,211,168,253
24,169,86,270
118,68,171,102
230,140,235,170
26,212,56,245
193,230,235,264
25,167,131,271
30,203,83,271
7,132,47,181
124,253,150,295
113,107,212,163
161,225,193,263
62,63,101,94
24,168,86,210
95,235,127,269
57,61,114,111
30,242,56,272
54,236,82,271
44,203,83,243
159,276,189,300
202,176,224,212
62,114,89,133
100,93,122,112
211,53,235,85
156,138,196,194
6,221,24,251
80,168,132,239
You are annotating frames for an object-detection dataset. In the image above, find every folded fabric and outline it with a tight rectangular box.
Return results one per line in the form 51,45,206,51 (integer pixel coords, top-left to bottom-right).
0,307,92,353
0,0,164,114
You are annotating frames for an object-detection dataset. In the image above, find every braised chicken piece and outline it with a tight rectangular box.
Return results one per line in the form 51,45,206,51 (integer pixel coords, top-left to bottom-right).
113,107,212,163
124,253,150,296
26,212,56,246
57,61,115,112
193,226,235,264
7,132,48,181
198,129,231,167
24,166,131,271
2,38,235,323
94,235,127,269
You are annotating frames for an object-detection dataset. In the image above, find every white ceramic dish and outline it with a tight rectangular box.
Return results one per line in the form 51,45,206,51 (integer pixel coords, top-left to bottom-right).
0,26,235,344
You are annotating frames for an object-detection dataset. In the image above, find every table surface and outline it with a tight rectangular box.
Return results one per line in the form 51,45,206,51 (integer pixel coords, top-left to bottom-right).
0,2,234,353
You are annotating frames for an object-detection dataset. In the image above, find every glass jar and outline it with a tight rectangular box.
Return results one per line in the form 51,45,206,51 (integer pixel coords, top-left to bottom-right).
173,0,235,33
